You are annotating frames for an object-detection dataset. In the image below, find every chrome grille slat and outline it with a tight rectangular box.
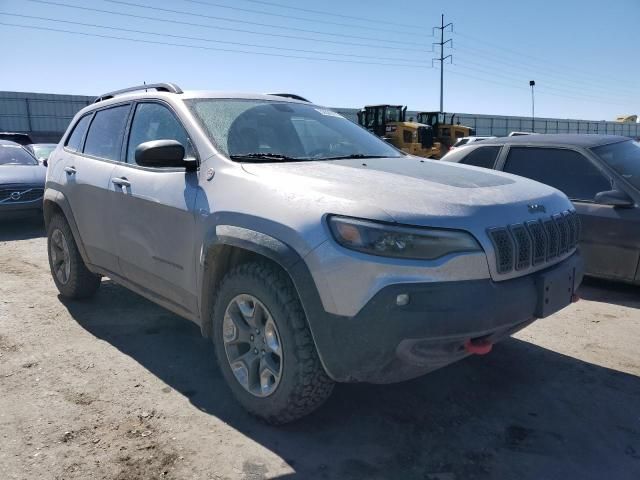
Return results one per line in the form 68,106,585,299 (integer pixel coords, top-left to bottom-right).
525,220,547,266
489,209,578,275
509,224,532,270
488,228,514,274
554,214,569,254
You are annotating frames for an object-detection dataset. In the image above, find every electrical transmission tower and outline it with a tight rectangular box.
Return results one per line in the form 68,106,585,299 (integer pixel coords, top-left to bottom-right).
433,14,453,114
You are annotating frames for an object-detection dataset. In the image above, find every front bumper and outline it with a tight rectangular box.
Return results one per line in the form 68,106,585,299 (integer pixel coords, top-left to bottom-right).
0,198,43,218
304,252,583,383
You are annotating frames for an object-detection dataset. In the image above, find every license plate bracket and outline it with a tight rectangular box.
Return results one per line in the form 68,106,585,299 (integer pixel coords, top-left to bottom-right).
535,265,576,318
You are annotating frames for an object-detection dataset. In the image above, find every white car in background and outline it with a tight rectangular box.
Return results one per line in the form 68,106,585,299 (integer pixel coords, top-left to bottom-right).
449,136,496,152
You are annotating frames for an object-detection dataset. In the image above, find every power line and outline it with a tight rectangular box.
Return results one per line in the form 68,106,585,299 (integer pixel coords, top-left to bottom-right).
106,0,416,46
0,21,435,69
454,42,638,97
448,64,630,108
25,0,429,53
452,56,632,104
455,31,635,89
176,0,424,35
237,0,424,30
0,12,420,63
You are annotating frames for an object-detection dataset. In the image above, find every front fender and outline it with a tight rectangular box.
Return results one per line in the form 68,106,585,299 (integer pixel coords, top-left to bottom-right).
198,224,338,379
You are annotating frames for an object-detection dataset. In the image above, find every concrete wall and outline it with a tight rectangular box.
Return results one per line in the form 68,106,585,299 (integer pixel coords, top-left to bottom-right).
2,91,639,142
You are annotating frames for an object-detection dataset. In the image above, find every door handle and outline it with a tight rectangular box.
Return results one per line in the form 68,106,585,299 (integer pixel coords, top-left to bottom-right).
64,166,76,175
111,177,131,188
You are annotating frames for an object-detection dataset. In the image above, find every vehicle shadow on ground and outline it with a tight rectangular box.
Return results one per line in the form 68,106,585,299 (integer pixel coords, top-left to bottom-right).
0,216,45,241
61,281,640,480
578,277,640,309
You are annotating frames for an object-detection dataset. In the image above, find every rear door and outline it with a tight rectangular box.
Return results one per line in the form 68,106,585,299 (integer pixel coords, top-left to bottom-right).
501,146,639,281
109,101,200,314
59,104,131,272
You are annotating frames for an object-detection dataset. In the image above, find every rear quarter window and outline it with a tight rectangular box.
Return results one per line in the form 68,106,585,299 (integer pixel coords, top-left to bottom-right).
65,114,92,152
459,146,501,169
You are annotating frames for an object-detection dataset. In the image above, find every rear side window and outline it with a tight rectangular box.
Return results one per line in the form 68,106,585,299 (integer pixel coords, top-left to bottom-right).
504,147,611,201
460,146,500,169
65,114,92,152
453,138,469,147
126,103,193,165
83,105,131,161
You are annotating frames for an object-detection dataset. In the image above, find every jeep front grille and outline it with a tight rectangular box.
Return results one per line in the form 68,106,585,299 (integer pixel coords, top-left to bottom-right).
488,210,580,275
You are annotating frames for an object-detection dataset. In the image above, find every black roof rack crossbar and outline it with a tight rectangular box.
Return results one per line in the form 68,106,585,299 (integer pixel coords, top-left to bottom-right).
266,93,310,103
94,83,183,103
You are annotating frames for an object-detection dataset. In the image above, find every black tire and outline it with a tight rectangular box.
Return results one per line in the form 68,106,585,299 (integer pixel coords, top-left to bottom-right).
212,261,334,424
47,213,101,299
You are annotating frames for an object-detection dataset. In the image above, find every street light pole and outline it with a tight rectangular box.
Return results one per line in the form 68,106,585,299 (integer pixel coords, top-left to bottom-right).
529,80,536,132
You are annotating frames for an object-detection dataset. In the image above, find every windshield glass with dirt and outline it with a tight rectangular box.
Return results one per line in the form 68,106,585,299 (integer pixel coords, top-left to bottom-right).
188,99,403,161
591,140,640,191
0,145,38,165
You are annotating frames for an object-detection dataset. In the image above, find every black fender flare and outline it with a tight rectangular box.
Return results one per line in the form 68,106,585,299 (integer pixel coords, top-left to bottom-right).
198,224,338,379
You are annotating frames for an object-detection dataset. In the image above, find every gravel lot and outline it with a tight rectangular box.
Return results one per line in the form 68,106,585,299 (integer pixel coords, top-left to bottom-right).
1,217,639,480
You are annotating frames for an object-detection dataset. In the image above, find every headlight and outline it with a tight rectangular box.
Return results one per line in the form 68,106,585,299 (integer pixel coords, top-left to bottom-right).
328,216,481,260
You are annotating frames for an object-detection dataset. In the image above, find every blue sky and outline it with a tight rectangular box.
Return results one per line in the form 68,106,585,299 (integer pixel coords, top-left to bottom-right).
0,0,638,120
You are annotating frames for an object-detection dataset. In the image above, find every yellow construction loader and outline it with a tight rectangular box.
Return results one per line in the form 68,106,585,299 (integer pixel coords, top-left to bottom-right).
416,111,475,156
357,105,441,158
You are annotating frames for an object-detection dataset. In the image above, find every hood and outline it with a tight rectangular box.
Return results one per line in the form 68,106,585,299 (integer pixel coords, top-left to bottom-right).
0,164,47,187
241,156,572,229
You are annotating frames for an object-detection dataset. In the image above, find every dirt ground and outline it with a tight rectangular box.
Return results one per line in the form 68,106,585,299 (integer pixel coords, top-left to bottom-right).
1,217,639,480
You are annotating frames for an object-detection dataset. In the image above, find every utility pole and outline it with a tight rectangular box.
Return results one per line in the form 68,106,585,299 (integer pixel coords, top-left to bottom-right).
529,80,536,132
433,14,453,114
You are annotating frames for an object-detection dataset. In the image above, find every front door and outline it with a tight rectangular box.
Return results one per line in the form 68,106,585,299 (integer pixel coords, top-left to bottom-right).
110,101,200,313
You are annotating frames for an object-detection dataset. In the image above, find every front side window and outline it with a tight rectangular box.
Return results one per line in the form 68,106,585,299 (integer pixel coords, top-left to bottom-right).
591,140,640,191
0,144,38,165
460,146,501,169
83,105,130,161
65,114,92,152
126,103,193,165
188,99,402,161
504,147,611,201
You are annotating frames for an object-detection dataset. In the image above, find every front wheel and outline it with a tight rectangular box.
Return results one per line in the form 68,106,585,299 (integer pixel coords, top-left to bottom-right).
212,262,334,424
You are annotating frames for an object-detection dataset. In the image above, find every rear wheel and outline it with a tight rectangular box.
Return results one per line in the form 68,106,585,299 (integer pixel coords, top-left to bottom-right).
212,261,334,424
47,214,101,299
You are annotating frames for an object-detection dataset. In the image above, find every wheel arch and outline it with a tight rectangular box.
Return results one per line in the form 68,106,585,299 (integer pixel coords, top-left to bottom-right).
198,225,333,376
43,188,90,264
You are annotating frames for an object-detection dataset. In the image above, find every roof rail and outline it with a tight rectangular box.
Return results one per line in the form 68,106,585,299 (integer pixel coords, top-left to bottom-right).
266,93,311,103
94,83,183,103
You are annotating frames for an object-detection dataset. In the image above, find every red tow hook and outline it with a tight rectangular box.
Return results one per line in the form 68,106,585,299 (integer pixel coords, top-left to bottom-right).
464,338,493,355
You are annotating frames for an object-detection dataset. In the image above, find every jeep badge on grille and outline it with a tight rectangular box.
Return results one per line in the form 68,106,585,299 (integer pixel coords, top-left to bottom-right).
528,204,546,214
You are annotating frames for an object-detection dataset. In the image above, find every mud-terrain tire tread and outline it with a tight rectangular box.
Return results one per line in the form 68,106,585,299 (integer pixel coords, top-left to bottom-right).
47,213,101,299
212,261,334,424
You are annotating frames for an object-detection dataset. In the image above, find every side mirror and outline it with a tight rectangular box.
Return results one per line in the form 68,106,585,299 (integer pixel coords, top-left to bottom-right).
594,189,634,208
135,139,193,169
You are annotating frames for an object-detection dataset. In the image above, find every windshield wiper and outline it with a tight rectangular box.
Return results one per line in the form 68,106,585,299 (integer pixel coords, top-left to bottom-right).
318,154,391,160
230,153,309,162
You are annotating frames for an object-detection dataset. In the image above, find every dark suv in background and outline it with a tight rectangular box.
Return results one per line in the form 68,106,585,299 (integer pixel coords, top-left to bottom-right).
443,134,640,285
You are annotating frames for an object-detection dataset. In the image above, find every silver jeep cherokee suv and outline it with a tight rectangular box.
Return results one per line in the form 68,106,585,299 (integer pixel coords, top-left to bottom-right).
44,83,583,424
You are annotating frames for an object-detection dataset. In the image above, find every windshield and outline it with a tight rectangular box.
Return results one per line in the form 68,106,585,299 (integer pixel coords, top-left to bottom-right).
188,99,403,161
31,144,56,160
591,140,640,190
0,145,38,165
